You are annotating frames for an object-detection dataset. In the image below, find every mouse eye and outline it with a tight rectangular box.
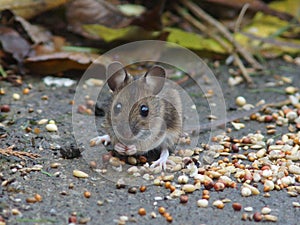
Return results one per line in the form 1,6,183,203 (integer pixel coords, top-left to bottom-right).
140,105,149,117
114,103,122,114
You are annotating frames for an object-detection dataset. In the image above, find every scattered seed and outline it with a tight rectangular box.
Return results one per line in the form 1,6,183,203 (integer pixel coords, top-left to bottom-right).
214,182,225,191
244,207,253,212
11,208,21,215
128,187,137,194
73,170,89,178
182,184,196,193
26,197,37,203
158,207,166,215
236,96,246,107
84,191,91,198
0,104,10,112
139,185,147,192
34,194,42,202
180,195,188,203
253,212,262,222
261,207,271,214
177,175,189,184
213,200,224,209
241,187,252,197
138,208,146,216
232,202,242,211
12,93,20,100
263,214,278,222
46,124,58,132
23,88,30,95
197,199,208,208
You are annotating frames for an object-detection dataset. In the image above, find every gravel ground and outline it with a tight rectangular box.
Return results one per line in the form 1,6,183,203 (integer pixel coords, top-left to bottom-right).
0,59,300,225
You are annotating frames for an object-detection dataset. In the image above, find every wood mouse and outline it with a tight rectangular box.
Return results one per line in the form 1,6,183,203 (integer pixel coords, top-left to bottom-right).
90,62,182,170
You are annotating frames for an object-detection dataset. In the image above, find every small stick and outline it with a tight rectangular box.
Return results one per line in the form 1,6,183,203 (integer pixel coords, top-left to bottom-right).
0,145,40,160
180,0,263,70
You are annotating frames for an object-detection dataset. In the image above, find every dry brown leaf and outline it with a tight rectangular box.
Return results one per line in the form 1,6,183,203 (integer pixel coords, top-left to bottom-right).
0,0,68,19
24,52,101,74
66,0,131,39
0,26,32,62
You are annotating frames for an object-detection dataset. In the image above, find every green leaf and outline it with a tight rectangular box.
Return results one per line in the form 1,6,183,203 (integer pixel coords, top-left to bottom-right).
83,24,159,42
165,28,227,53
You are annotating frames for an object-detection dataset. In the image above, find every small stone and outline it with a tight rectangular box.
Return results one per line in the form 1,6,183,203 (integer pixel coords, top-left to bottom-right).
197,199,208,208
46,124,58,132
73,170,89,178
236,96,246,107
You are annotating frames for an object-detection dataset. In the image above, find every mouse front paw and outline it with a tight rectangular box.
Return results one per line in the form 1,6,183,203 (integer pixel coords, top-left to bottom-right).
90,134,111,146
150,149,175,170
114,143,137,155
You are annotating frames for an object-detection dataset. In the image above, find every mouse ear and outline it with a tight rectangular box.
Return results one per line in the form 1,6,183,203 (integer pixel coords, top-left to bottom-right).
107,62,128,91
144,66,166,95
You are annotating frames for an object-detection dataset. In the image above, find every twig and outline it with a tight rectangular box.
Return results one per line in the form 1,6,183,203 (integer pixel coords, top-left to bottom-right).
234,3,250,34
173,4,232,52
180,0,263,70
0,145,40,160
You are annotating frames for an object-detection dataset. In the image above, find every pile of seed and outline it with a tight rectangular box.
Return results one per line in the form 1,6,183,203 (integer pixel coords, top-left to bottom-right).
94,89,300,223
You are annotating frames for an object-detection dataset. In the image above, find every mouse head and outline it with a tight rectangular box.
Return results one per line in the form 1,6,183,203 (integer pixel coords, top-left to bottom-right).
106,62,168,151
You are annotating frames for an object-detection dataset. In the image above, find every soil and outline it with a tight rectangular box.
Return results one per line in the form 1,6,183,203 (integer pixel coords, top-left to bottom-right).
0,59,299,225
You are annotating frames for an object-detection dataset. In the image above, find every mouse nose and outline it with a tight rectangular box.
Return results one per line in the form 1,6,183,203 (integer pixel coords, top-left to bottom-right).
114,124,135,143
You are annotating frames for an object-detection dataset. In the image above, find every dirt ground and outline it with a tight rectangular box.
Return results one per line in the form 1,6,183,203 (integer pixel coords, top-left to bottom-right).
0,59,300,225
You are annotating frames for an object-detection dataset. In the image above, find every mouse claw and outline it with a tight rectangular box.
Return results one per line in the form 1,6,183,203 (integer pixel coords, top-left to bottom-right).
150,149,174,171
90,135,111,146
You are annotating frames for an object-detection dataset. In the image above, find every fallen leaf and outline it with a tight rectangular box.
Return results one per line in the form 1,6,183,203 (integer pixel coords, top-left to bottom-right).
0,26,32,62
24,52,102,74
0,0,68,19
66,0,131,39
